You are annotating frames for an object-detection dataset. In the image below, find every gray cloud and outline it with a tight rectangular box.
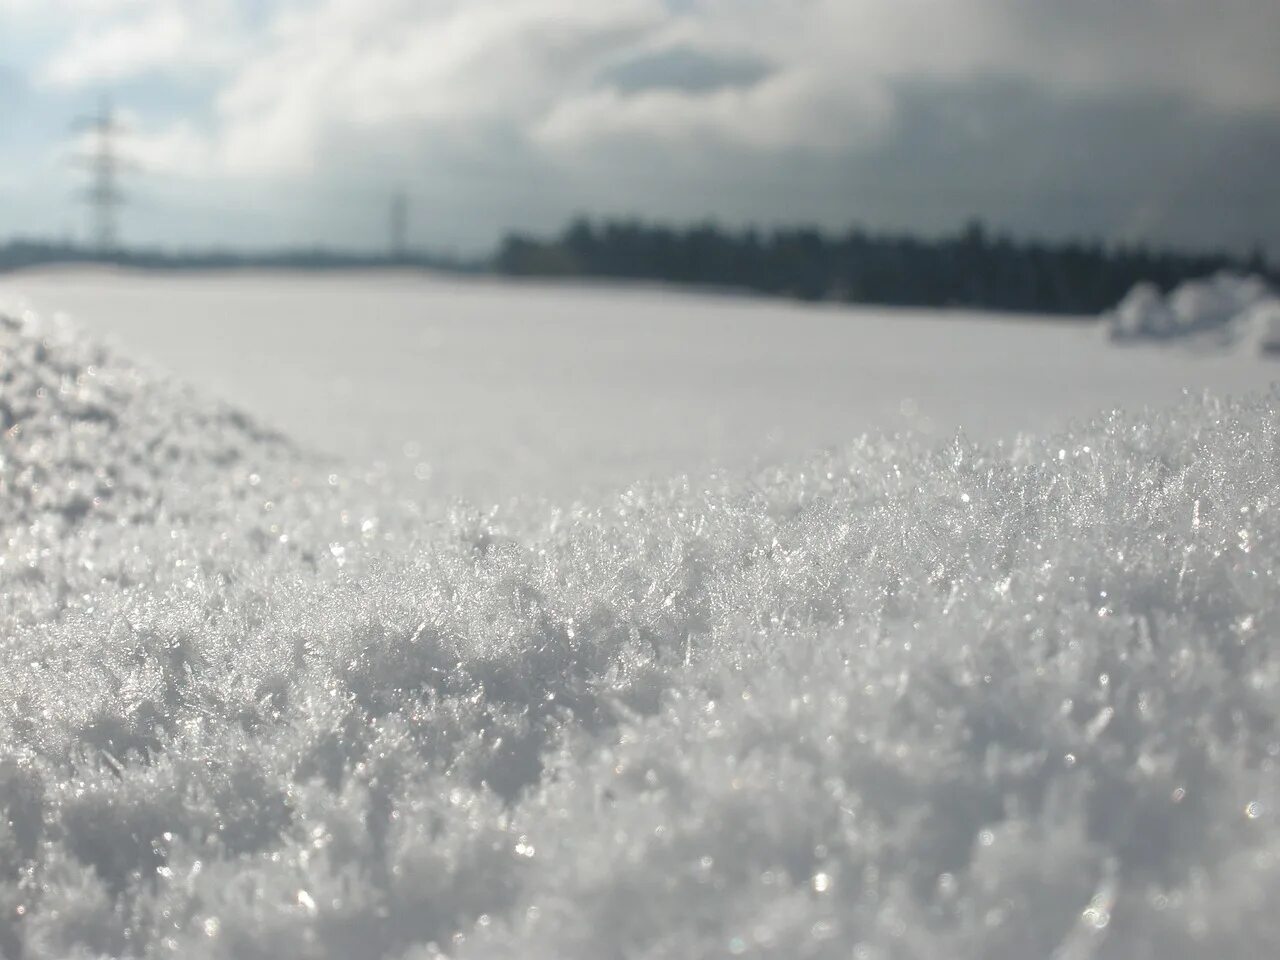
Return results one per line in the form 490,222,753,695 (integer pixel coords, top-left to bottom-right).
517,77,1280,256
599,46,773,95
853,79,1280,252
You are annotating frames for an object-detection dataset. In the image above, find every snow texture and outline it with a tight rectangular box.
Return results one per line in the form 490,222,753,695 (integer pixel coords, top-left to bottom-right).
2,305,1279,959
1105,272,1279,350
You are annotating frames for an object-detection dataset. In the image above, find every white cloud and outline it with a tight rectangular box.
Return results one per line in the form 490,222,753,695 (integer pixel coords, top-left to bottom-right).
33,1,253,88
204,0,665,175
124,118,219,175
533,68,892,155
42,9,192,86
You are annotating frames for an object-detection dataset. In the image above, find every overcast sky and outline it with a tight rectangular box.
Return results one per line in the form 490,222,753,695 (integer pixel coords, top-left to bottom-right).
1,0,1278,255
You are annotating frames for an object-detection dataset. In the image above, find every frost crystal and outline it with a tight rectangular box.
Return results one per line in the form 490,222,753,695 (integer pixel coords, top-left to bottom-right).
2,309,1279,958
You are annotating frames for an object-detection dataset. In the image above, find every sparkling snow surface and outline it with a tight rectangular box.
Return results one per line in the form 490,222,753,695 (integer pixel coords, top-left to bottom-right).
1,280,1279,959
3,269,1278,503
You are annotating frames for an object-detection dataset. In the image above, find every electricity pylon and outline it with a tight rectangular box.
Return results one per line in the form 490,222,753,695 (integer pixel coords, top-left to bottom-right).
74,97,128,254
389,189,408,260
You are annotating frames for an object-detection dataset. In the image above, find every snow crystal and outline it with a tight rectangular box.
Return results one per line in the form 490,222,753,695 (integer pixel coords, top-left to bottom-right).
2,308,1279,958
1105,272,1278,351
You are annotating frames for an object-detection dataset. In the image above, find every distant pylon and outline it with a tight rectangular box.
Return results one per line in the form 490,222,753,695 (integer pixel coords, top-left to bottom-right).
74,96,127,254
389,189,408,260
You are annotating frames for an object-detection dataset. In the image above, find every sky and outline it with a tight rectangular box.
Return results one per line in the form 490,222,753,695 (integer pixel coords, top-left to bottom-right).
1,0,1278,256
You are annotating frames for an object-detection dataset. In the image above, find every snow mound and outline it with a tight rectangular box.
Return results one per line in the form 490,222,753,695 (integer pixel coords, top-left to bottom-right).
0,309,430,628
3,309,1280,959
1248,299,1280,355
1105,272,1278,350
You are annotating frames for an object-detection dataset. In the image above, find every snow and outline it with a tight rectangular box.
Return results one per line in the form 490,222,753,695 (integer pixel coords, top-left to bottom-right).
3,268,1278,504
2,287,1279,958
1250,300,1280,355
1105,272,1278,348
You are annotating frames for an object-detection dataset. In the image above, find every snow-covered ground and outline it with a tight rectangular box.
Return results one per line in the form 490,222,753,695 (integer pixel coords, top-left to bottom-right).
2,275,1279,958
2,269,1277,503
1105,272,1280,350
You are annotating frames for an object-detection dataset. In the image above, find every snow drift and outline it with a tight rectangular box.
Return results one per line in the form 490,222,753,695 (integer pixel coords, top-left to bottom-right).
1105,272,1280,350
2,307,1279,959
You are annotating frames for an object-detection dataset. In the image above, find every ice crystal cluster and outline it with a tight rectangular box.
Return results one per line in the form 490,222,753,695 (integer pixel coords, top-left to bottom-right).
1106,272,1280,350
2,307,1279,959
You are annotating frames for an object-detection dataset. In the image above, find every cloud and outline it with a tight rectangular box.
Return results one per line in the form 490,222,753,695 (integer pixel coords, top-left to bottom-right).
31,1,253,88
41,9,193,86
599,46,772,95
193,0,667,175
534,69,891,155
5,0,1279,251
23,0,1280,175
123,118,219,176
988,0,1280,113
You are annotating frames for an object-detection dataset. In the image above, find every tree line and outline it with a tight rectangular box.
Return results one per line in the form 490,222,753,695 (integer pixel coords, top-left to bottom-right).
4,221,1273,316
498,218,1276,315
0,239,480,275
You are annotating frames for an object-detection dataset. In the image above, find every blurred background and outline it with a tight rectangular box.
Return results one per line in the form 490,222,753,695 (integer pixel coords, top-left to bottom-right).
3,0,1279,255
1,0,1279,501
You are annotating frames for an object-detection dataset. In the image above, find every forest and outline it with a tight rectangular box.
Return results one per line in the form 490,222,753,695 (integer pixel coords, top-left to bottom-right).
498,218,1276,314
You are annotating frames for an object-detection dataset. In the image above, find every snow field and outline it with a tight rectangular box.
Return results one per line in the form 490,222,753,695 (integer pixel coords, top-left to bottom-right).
6,267,1279,505
2,307,1279,958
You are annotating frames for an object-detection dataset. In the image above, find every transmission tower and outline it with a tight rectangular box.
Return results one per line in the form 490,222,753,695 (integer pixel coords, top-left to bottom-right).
74,97,127,254
389,189,408,260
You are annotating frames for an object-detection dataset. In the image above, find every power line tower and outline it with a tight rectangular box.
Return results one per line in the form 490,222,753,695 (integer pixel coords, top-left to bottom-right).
74,97,127,254
389,189,408,260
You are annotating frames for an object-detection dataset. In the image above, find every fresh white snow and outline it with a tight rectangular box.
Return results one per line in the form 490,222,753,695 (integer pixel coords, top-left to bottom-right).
2,285,1279,958
3,268,1278,504
1105,272,1279,348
